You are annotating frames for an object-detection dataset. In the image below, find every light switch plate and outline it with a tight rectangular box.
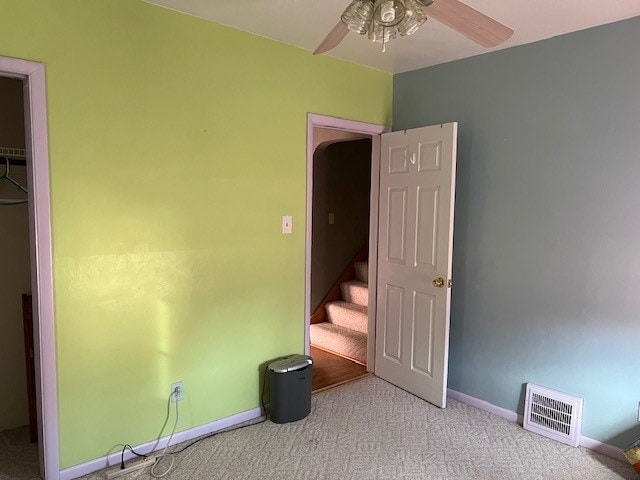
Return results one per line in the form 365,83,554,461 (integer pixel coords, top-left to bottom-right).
282,215,292,234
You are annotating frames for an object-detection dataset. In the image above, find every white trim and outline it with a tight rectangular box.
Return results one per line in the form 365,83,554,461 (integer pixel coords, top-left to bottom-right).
305,113,388,371
447,389,626,463
59,407,266,480
579,435,627,463
307,113,387,134
447,388,523,424
0,56,58,480
365,134,381,372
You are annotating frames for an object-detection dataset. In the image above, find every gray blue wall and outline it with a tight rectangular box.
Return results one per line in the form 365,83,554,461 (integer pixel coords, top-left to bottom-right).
393,17,640,446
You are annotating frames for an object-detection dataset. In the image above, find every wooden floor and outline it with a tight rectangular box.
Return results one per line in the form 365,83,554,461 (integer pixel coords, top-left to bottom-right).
310,346,369,393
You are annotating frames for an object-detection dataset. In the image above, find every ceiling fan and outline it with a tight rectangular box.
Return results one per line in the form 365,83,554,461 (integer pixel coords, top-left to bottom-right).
314,0,514,54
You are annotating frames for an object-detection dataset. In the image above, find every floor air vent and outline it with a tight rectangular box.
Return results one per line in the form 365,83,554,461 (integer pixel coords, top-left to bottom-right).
523,383,583,447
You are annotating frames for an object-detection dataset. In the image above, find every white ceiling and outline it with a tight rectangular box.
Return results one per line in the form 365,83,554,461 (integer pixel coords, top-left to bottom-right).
144,0,640,73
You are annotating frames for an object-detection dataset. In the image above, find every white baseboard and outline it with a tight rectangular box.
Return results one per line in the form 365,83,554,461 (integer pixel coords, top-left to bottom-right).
447,388,626,463
447,388,524,425
59,406,265,480
579,435,627,462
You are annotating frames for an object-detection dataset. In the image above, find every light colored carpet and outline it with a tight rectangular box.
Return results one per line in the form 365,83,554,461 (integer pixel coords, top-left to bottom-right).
310,322,367,364
340,281,369,307
325,301,368,334
79,376,636,480
0,426,40,480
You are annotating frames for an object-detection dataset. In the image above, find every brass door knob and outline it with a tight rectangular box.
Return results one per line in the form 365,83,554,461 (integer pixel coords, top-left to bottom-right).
433,277,445,288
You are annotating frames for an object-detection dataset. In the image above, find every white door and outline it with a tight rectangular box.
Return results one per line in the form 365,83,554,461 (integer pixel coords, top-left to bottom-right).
374,123,457,408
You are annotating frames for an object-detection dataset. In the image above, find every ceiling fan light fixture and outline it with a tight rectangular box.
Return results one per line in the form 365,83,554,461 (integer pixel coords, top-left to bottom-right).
316,0,515,56
396,0,428,36
373,0,406,27
341,0,375,35
337,0,437,51
367,19,398,43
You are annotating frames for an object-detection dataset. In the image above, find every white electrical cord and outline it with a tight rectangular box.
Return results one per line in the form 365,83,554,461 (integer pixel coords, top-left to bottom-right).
150,388,181,478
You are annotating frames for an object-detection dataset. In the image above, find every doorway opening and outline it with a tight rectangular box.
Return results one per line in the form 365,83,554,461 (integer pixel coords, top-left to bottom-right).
0,56,58,480
0,75,38,478
305,114,387,392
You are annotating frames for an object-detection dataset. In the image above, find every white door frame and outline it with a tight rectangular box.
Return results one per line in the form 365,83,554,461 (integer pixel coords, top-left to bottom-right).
305,113,388,372
0,56,58,479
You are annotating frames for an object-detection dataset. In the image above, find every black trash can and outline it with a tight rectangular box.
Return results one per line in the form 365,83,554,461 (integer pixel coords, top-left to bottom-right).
268,354,313,424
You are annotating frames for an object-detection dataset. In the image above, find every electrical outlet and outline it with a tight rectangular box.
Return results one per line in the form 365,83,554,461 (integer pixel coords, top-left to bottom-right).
171,381,183,402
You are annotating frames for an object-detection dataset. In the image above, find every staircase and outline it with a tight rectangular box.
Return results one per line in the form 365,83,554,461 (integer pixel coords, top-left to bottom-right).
310,261,368,365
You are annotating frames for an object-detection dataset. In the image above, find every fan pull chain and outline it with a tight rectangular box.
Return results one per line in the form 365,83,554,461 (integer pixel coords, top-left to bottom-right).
382,27,386,53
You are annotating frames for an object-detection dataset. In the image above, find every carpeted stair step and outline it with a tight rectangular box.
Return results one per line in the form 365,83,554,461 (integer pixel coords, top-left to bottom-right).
340,280,368,307
326,301,367,334
354,261,368,284
309,322,367,365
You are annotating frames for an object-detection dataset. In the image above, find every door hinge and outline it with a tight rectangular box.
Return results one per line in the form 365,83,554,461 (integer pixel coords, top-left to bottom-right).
447,279,453,288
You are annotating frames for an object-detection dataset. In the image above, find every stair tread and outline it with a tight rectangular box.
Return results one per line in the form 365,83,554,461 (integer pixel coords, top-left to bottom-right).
310,322,367,365
326,301,367,334
340,280,369,307
311,321,366,337
327,300,367,314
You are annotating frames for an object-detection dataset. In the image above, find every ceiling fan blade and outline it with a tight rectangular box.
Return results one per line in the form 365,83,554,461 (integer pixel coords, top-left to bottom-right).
314,21,350,55
427,0,513,48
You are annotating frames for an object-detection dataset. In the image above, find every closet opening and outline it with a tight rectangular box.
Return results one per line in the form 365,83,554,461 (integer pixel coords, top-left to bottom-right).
0,75,39,479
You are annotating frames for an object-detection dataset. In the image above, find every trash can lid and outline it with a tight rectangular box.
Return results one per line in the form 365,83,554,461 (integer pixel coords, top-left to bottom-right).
268,354,313,373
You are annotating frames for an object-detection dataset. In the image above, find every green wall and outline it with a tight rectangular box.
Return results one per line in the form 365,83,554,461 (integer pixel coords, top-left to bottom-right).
0,0,391,468
393,17,640,447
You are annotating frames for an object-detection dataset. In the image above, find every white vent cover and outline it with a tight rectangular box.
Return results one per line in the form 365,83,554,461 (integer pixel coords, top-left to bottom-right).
523,383,583,447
